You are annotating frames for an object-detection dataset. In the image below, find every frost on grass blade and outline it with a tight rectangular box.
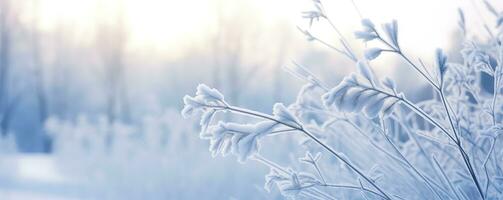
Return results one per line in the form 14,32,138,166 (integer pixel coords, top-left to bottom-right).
355,30,378,42
206,121,278,163
361,18,376,31
264,168,284,192
460,43,494,75
458,8,466,34
443,63,476,91
271,168,321,198
302,0,325,27
302,10,322,27
181,84,227,119
355,19,378,42
498,15,503,27
297,26,315,41
483,0,498,16
481,125,503,138
199,109,216,138
356,60,377,86
231,131,260,163
195,84,225,103
290,83,329,126
240,120,280,160
381,77,397,94
383,20,399,49
323,61,401,118
299,151,321,165
181,95,205,118
364,48,383,60
284,61,327,90
273,103,299,127
436,48,448,82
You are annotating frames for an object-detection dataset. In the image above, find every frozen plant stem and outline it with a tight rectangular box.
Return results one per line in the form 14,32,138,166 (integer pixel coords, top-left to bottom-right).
318,1,352,49
372,27,484,196
398,52,440,90
373,120,445,199
433,156,463,200
483,137,496,196
395,118,457,196
212,105,393,200
395,48,485,199
440,90,484,200
347,118,451,198
354,75,484,198
255,146,387,199
312,36,355,61
371,27,439,90
491,58,500,126
310,155,327,185
334,19,485,196
253,155,336,200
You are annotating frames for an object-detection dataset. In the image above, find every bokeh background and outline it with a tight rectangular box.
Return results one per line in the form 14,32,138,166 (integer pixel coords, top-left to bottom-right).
0,0,500,199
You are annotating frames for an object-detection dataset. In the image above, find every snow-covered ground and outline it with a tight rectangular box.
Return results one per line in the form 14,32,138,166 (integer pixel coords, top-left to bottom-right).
0,154,81,200
0,151,272,200
0,111,275,200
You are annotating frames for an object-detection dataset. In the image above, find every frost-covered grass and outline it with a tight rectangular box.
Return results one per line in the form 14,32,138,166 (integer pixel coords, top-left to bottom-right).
183,1,503,199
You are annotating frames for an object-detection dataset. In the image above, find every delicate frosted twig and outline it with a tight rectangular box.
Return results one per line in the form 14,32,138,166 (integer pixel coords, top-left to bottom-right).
253,155,335,200
221,105,393,199
482,137,496,197
374,118,444,199
433,156,462,200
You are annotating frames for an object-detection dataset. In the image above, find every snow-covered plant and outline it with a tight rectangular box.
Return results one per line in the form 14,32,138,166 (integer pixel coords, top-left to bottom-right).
183,1,503,199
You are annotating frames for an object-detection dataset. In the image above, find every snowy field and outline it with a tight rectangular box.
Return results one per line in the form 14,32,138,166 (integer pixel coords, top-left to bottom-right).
0,112,277,200
0,153,270,200
0,155,78,200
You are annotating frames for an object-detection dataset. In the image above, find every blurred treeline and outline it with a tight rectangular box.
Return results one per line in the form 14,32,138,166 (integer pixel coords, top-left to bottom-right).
1,0,471,153
0,0,340,152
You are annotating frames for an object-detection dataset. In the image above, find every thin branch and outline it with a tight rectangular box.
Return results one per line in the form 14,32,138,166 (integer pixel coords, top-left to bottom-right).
433,156,462,200
219,105,392,199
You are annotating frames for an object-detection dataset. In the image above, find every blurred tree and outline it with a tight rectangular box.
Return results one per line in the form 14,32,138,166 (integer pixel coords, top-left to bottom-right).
0,0,22,136
49,23,71,119
272,22,291,103
96,0,131,151
96,0,131,124
31,0,52,152
210,0,291,106
0,0,13,135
